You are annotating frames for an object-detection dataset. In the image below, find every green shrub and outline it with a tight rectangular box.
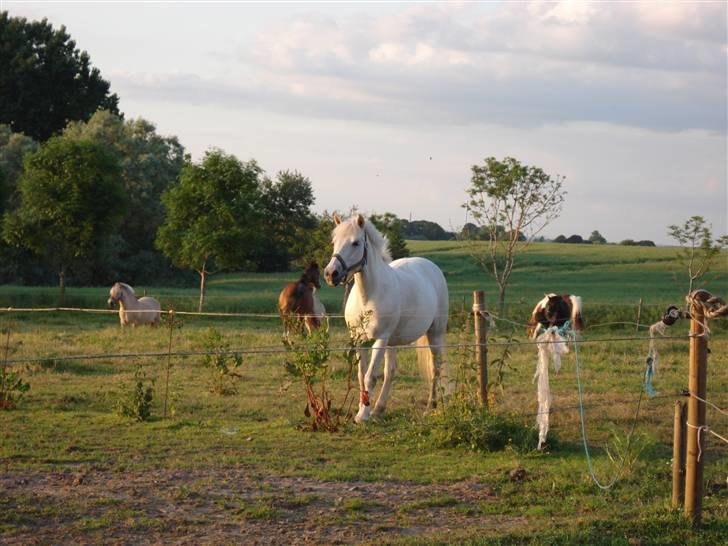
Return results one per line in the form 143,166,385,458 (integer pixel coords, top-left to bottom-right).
416,394,540,453
201,328,243,395
0,365,30,409
116,365,154,422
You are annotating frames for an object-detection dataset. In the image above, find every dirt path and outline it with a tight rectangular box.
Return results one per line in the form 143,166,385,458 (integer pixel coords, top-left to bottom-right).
1,466,526,544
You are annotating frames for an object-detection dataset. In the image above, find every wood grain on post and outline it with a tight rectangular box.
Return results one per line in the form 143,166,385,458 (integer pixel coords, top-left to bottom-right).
473,291,488,407
684,302,708,526
671,400,686,509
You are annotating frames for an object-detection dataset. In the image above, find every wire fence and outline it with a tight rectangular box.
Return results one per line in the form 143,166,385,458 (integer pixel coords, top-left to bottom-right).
2,303,726,453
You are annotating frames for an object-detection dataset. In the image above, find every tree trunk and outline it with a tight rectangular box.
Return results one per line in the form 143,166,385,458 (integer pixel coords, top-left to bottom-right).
497,284,506,315
59,267,66,303
198,268,207,313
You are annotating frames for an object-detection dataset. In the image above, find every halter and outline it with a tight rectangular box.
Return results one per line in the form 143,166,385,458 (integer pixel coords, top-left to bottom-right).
332,231,368,284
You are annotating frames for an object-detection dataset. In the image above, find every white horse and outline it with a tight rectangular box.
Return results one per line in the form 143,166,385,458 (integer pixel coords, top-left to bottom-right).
324,214,449,423
107,282,161,327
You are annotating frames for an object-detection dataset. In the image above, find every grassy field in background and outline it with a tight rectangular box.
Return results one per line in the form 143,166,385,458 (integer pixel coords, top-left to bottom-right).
1,240,726,314
0,241,726,544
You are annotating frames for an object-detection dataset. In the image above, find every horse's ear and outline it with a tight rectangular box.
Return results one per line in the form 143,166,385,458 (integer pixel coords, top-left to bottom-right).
356,214,365,227
334,214,342,225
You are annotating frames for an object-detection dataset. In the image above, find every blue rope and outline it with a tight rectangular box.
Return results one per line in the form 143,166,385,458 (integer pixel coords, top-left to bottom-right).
571,328,645,491
644,355,657,397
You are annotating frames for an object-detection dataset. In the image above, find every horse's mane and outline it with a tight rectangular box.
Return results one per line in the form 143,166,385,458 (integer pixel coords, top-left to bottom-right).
118,282,135,296
333,216,392,263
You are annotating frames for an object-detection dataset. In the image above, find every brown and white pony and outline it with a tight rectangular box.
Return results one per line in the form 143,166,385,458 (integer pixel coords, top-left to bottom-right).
527,293,584,339
278,262,326,336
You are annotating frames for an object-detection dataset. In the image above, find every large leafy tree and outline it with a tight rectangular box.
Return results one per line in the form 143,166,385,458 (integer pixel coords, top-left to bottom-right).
668,216,727,294
258,170,317,271
464,157,565,311
2,136,126,297
0,124,38,212
0,12,119,141
369,212,410,260
63,111,185,281
156,150,264,311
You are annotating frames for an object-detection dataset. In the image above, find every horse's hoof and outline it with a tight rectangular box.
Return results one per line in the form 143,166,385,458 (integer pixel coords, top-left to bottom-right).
354,407,370,424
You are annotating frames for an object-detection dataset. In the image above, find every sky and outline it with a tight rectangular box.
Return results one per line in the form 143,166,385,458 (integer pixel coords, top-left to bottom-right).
4,0,727,245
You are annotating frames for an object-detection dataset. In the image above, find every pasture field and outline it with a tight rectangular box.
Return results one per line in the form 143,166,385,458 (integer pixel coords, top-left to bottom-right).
0,242,727,545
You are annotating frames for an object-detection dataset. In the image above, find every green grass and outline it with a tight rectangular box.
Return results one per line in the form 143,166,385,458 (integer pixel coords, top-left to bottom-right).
0,241,726,543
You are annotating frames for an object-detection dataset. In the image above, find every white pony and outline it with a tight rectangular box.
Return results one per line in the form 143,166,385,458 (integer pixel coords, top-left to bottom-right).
324,214,448,423
107,282,162,327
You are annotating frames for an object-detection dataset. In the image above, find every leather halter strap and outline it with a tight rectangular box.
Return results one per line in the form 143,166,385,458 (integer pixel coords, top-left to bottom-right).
332,232,368,283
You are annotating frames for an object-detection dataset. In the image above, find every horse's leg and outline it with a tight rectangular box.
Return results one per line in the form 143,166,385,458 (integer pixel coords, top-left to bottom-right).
356,345,369,416
372,347,397,418
355,339,387,423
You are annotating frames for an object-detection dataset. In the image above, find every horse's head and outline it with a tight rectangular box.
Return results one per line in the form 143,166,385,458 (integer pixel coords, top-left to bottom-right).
108,282,134,307
324,214,368,287
302,262,321,289
108,282,122,307
528,293,582,338
542,294,570,326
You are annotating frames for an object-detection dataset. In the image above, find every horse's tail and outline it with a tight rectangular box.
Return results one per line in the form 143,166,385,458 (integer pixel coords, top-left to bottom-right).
416,335,433,383
415,335,450,393
569,295,584,332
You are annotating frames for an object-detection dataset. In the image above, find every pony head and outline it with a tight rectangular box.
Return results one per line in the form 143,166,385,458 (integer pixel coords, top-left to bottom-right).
527,293,583,338
324,214,391,287
108,282,134,307
301,261,321,289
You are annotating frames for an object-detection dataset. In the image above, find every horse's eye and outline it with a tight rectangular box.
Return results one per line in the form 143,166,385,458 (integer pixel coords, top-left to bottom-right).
352,241,360,247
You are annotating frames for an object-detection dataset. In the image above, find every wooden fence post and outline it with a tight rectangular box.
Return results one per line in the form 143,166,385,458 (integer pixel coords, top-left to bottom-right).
671,400,686,509
473,291,488,407
684,302,708,526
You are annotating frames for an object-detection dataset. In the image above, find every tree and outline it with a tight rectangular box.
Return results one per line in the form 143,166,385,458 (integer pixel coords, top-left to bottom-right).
156,150,264,311
564,234,586,244
63,111,185,282
0,124,38,212
668,216,727,294
369,212,410,260
460,222,480,240
402,219,452,240
588,230,607,244
464,157,565,311
258,170,317,271
294,213,337,272
2,136,126,297
0,12,120,141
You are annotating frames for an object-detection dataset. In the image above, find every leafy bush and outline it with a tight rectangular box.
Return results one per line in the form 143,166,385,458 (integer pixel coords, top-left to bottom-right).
0,365,30,409
417,396,540,453
201,328,243,395
116,365,154,422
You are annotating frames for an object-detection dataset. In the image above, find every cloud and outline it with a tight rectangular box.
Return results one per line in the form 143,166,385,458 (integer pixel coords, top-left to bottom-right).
235,1,726,132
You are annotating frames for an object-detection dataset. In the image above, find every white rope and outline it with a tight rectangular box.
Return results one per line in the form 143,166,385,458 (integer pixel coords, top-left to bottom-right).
706,428,728,446
686,422,709,462
688,392,728,417
471,303,496,328
533,327,569,449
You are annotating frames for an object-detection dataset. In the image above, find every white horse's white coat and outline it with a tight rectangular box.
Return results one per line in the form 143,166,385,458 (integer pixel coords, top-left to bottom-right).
324,215,448,423
107,282,161,327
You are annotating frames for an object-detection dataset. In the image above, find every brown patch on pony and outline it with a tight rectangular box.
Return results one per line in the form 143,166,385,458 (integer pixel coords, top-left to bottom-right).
278,262,322,335
527,294,584,338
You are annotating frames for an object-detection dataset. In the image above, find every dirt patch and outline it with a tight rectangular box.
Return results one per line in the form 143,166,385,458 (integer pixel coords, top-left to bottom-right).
1,466,526,544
